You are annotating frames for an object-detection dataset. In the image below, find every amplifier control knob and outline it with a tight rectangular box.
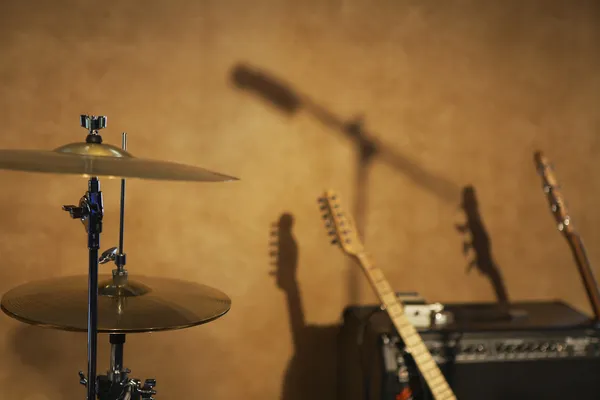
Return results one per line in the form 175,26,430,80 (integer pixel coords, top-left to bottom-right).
540,343,550,352
476,344,485,353
516,343,529,352
515,344,523,352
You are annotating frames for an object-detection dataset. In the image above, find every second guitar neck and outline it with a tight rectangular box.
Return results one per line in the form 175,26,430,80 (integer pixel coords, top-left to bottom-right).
567,233,600,323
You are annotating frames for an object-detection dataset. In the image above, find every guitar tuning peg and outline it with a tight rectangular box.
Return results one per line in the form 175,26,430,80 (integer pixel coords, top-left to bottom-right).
322,213,330,220
331,239,338,245
320,204,327,211
328,230,336,236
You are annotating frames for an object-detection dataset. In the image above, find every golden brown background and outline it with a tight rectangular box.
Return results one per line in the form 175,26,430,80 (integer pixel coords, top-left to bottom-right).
0,0,599,399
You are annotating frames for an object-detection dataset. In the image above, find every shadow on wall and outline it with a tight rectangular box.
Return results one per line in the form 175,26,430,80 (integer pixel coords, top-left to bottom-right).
8,319,227,399
234,62,460,303
456,185,513,318
269,213,340,400
9,324,85,399
230,62,460,214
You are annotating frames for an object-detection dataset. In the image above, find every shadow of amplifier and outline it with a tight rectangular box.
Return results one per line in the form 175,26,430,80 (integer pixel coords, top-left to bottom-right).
338,301,600,400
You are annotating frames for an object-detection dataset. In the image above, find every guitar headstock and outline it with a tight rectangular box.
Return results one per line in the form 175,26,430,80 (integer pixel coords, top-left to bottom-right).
317,190,364,256
534,151,572,234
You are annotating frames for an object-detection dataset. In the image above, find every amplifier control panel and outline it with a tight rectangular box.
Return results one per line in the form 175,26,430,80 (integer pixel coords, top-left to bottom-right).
384,330,600,364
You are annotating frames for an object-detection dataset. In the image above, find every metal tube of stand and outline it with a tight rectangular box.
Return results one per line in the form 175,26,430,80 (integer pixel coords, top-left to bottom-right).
87,176,103,400
109,334,126,383
87,247,99,400
117,132,127,273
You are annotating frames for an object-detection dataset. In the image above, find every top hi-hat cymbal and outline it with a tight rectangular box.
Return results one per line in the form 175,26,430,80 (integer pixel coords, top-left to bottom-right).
0,115,238,182
1,274,231,333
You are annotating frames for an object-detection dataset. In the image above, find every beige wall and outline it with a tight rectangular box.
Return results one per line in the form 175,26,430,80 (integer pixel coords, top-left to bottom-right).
0,0,599,399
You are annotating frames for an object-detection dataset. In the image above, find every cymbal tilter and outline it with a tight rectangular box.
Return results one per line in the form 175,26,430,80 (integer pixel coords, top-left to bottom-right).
100,247,119,265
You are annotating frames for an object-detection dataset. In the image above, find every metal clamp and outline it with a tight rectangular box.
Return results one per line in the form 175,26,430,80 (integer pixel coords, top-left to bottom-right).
124,378,157,400
81,115,107,143
91,372,157,400
99,247,118,264
78,371,88,387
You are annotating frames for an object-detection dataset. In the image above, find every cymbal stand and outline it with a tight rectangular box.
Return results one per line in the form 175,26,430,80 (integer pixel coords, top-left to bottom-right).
63,114,107,400
64,116,157,399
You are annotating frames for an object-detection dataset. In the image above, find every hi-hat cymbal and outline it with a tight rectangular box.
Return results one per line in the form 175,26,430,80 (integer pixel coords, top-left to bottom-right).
1,275,231,333
0,142,238,182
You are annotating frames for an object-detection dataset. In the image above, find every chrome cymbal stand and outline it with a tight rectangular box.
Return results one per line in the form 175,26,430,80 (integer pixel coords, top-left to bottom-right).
64,116,156,399
63,115,107,400
81,333,157,400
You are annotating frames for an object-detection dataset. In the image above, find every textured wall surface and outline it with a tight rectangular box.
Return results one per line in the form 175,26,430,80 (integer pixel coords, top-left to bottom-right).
0,1,599,399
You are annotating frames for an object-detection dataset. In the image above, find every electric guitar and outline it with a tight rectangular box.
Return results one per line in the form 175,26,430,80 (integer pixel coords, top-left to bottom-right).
318,190,456,400
534,151,600,322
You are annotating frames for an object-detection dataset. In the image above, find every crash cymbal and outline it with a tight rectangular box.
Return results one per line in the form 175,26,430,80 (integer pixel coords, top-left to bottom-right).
0,143,238,182
1,274,231,333
0,114,238,182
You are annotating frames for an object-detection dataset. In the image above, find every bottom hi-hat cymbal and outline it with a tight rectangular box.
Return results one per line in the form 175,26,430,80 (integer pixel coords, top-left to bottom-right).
0,275,231,333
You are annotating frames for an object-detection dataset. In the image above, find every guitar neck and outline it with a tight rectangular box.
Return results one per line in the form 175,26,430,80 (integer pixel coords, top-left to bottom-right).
356,252,456,400
565,232,600,322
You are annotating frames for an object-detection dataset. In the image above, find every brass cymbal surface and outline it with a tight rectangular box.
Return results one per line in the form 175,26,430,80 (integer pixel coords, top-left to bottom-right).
0,141,238,182
1,275,231,333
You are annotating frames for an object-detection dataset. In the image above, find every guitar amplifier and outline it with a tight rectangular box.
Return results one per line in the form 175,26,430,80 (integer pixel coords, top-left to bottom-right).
337,301,600,400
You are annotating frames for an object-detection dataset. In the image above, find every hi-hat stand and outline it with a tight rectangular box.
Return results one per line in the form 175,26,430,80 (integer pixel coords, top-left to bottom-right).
64,116,156,400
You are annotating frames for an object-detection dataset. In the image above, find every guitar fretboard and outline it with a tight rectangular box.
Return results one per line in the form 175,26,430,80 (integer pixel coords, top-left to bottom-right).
357,252,456,400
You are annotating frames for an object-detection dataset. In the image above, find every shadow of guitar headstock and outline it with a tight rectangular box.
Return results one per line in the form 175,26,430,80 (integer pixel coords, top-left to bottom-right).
266,214,340,400
269,213,299,292
456,185,492,273
456,185,510,305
